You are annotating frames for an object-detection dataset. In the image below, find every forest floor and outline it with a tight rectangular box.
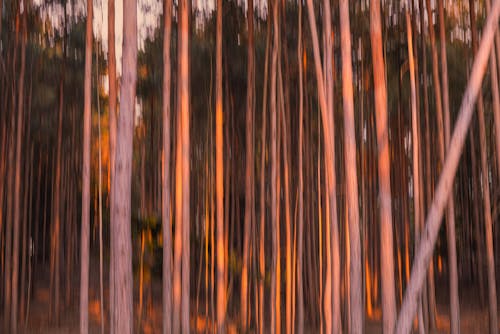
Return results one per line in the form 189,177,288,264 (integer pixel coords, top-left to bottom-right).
13,254,498,333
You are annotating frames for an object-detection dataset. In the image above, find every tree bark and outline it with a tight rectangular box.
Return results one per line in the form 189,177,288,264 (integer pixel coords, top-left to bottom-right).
339,0,362,331
296,1,304,331
215,0,225,330
270,0,278,332
437,2,461,331
178,0,190,331
80,0,92,331
371,2,396,332
162,0,172,332
304,0,341,330
110,0,137,330
11,6,27,331
241,0,254,328
108,0,117,328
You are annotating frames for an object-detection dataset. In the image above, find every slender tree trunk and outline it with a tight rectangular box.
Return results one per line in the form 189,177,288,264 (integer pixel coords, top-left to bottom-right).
469,0,487,309
162,0,172,332
80,0,92,331
178,0,190,331
108,0,117,328
396,1,500,330
215,0,225,329
296,1,304,331
278,62,292,334
437,2,461,331
11,7,27,332
110,0,137,330
241,0,254,328
371,2,396,332
258,13,270,334
339,0,362,331
304,0,341,330
270,1,279,332
418,0,438,328
476,61,498,334
407,10,427,334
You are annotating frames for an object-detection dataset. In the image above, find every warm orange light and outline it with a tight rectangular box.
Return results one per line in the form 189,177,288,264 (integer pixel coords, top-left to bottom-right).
303,49,307,72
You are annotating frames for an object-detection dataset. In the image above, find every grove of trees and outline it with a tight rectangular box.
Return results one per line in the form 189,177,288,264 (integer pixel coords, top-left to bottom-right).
1,0,500,333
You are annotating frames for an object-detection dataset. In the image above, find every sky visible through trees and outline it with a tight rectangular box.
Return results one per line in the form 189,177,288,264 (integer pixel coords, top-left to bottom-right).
2,0,500,333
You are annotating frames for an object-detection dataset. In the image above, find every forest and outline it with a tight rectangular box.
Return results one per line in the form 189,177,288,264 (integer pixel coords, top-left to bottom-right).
1,0,500,333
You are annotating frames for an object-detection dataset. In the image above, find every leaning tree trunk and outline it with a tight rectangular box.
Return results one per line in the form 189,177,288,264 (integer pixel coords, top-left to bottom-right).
371,1,396,332
395,1,500,331
110,0,137,331
162,0,172,332
80,0,92,332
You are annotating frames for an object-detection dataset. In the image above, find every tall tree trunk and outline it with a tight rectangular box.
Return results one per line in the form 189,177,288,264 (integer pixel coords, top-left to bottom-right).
270,0,278,332
241,0,254,329
108,0,117,328
418,0,438,328
11,6,27,332
278,61,292,334
296,1,304,331
437,2,461,331
339,0,362,331
162,0,172,332
407,9,426,334
304,0,341,330
80,0,92,331
396,1,500,330
258,12,270,334
371,1,396,332
215,0,225,329
485,0,500,178
469,0,487,309
176,0,190,331
110,0,137,330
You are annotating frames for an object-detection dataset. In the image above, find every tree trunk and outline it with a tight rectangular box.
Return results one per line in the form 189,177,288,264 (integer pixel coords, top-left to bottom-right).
296,1,304,331
437,2,461,331
269,0,278,332
371,2,396,332
110,0,137,330
80,0,92,331
11,6,27,331
179,0,190,331
484,0,500,179
241,0,254,328
395,1,500,330
259,12,270,334
108,0,117,328
215,0,225,329
304,0,341,330
339,0,362,331
162,0,172,332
